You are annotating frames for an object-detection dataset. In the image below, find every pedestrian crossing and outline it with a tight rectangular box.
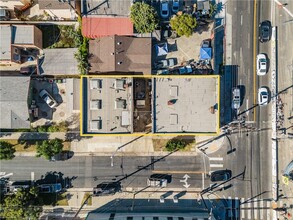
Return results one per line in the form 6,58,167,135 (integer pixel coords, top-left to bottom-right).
226,197,273,220
209,157,224,170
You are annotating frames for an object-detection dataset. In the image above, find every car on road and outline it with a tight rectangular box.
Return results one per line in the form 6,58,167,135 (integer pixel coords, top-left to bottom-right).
160,1,169,19
210,169,232,182
172,0,180,13
256,53,268,75
39,89,58,108
50,151,74,161
39,183,62,193
258,87,269,106
93,182,121,196
259,20,271,43
232,87,241,109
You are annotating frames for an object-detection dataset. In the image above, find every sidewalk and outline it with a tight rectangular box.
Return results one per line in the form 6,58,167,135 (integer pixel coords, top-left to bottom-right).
3,132,226,157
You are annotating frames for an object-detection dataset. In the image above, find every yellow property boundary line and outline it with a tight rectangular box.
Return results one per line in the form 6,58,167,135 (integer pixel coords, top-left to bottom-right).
80,75,220,137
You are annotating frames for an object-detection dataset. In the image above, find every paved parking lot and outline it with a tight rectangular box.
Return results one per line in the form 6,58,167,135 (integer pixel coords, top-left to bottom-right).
31,79,79,129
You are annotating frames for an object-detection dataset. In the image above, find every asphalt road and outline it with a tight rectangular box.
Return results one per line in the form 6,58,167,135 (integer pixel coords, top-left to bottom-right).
212,0,273,219
0,155,208,190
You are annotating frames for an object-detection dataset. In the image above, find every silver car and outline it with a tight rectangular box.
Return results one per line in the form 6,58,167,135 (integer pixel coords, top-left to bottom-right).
232,87,241,109
39,89,58,108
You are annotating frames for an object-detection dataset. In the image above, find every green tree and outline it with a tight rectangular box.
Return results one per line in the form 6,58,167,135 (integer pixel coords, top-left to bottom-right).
0,141,16,160
130,2,159,33
1,187,43,220
170,14,197,37
36,138,63,160
165,139,187,152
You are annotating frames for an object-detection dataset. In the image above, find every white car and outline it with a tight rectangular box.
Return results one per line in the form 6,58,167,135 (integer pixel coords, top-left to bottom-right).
160,1,169,19
258,87,269,106
172,0,180,13
232,87,241,109
256,53,267,75
39,89,58,108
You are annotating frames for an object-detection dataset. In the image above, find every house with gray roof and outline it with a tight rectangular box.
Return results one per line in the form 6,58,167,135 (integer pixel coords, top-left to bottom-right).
0,25,42,65
0,76,31,129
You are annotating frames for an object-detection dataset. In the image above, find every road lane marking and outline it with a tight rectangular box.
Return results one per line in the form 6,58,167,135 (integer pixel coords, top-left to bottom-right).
260,200,264,219
241,198,245,219
31,172,34,181
209,157,223,161
210,164,224,168
152,170,207,174
253,0,257,121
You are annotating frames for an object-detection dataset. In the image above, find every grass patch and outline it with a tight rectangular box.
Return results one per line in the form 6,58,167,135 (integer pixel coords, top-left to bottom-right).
37,25,77,49
40,193,68,206
1,139,70,152
152,137,195,152
82,193,92,206
1,139,37,152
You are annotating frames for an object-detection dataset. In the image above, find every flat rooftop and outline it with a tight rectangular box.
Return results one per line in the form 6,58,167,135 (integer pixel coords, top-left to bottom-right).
153,76,219,133
83,77,133,134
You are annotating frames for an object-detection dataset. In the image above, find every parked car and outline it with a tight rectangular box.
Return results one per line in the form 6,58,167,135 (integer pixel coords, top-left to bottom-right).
93,182,121,196
39,183,62,193
258,87,269,106
39,89,58,108
160,1,169,19
259,20,271,43
232,87,241,109
210,169,232,182
155,58,176,69
157,69,170,75
179,65,193,74
256,53,268,75
201,39,211,48
20,65,37,75
50,151,73,161
172,0,180,13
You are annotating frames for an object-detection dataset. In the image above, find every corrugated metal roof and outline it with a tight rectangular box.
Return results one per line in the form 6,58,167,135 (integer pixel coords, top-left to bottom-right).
82,17,133,38
0,25,11,61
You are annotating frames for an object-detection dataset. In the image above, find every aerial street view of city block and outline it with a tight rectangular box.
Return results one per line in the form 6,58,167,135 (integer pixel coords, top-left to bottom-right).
0,0,292,219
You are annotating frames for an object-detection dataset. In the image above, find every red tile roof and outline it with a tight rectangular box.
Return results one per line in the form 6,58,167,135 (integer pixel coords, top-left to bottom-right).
82,17,133,38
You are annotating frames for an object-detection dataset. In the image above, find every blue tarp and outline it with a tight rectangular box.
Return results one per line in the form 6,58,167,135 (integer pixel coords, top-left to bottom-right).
200,47,212,60
156,43,168,56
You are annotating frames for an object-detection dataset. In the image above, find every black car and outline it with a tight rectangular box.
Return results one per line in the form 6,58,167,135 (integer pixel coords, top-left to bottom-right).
259,20,271,43
93,182,121,196
210,169,232,182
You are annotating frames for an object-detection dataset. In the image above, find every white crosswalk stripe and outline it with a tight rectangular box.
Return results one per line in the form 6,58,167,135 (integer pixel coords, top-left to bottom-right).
236,197,273,220
209,157,224,170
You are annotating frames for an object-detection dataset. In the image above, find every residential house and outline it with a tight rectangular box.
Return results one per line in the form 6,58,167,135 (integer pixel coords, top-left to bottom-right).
88,36,152,75
0,76,32,129
0,25,42,65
